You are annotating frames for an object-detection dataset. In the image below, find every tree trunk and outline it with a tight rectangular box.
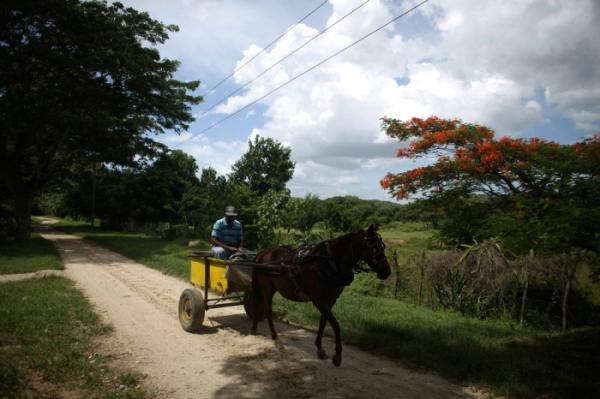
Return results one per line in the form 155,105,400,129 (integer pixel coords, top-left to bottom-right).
90,164,96,230
561,252,578,332
417,251,426,306
14,192,33,242
392,249,400,298
562,273,571,332
520,265,529,326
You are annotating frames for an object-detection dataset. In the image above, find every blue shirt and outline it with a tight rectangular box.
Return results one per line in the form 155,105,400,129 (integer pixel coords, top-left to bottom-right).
211,218,243,245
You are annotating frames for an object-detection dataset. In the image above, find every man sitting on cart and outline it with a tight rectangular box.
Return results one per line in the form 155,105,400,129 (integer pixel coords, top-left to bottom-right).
210,205,243,260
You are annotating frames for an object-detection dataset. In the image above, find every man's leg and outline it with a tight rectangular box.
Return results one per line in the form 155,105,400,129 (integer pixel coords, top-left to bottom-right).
211,246,228,260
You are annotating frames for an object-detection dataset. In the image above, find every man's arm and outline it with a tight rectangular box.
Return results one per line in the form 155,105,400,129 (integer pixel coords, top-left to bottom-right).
210,236,238,252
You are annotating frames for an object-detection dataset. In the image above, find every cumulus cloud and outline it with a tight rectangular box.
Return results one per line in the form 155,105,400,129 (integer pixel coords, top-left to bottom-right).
211,0,598,198
127,0,599,199
178,134,248,176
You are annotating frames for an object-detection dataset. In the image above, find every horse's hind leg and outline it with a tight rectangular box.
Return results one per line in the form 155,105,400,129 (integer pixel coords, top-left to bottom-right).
264,290,277,340
315,315,327,359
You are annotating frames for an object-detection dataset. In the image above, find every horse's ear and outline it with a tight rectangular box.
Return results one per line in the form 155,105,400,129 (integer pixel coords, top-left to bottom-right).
368,224,378,233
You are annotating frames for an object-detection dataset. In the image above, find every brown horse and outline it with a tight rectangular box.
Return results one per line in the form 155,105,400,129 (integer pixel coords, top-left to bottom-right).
250,225,391,367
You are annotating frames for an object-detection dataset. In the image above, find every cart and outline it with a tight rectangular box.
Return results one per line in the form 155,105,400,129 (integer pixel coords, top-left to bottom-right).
178,251,269,332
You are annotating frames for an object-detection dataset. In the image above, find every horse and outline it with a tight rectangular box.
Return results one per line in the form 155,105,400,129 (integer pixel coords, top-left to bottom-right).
250,225,391,367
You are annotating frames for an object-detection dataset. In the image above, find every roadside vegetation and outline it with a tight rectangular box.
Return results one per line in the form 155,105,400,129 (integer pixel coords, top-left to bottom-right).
0,233,63,275
0,277,147,398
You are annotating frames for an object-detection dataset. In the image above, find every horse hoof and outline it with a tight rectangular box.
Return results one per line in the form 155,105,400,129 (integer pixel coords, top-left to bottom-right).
317,349,328,360
332,355,342,367
271,334,278,341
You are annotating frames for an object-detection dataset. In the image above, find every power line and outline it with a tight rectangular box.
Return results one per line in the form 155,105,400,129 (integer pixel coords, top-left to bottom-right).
175,0,430,147
199,0,371,118
207,0,330,93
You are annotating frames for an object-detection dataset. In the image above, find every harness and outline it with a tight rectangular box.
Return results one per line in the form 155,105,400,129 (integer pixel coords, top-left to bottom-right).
293,234,383,287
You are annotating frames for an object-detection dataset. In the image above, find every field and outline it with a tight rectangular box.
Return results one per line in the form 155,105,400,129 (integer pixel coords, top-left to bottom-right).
47,217,600,397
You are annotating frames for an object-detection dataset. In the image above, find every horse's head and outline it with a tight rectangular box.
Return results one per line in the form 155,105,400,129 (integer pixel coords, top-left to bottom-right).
358,225,391,280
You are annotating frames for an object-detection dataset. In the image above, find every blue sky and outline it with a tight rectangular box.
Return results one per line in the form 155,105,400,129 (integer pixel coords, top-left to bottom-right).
121,0,599,200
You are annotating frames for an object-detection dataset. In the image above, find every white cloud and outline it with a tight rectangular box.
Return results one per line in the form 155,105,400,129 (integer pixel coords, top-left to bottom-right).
130,0,599,200
217,0,598,198
177,134,248,176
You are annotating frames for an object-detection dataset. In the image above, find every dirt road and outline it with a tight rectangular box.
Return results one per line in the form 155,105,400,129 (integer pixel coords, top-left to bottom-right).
39,226,489,399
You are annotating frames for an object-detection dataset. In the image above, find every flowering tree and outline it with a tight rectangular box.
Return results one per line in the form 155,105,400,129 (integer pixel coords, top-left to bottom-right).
381,116,600,253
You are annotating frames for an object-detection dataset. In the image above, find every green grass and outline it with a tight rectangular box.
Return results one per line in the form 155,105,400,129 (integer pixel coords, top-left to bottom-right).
273,292,600,398
0,233,63,274
52,218,210,280
0,276,146,398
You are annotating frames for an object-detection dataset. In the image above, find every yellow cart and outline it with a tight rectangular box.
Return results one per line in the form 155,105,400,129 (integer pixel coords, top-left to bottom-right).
178,251,265,332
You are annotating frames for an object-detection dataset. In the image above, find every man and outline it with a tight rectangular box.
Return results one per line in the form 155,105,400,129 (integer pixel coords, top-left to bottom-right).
210,205,243,260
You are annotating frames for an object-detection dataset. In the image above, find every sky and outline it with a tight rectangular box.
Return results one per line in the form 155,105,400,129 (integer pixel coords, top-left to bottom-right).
119,0,600,201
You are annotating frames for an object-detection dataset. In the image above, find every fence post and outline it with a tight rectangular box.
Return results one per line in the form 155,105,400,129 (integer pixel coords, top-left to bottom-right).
392,249,400,298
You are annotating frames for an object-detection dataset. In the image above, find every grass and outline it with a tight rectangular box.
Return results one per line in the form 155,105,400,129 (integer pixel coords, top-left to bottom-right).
0,276,146,398
52,218,210,280
0,233,63,275
273,292,600,398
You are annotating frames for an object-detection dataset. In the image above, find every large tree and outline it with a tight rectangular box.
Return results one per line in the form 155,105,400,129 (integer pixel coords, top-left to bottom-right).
230,135,295,196
0,0,201,240
380,116,600,254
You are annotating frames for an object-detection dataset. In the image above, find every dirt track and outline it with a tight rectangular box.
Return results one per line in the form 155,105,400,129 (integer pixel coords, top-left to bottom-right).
38,224,490,399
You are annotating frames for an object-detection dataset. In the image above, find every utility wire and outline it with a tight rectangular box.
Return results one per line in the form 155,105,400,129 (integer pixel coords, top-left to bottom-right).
200,0,371,117
175,0,430,147
207,0,330,92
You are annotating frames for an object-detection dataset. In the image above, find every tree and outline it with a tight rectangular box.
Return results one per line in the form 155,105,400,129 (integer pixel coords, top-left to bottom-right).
230,135,295,195
380,116,600,254
292,194,323,235
0,0,201,240
181,167,228,236
255,189,291,247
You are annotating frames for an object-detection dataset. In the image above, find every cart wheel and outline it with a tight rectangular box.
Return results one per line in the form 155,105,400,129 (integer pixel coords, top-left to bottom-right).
179,289,205,332
243,291,264,321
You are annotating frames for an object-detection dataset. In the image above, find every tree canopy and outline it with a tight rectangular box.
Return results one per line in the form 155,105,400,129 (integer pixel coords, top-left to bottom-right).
230,135,295,195
381,116,600,254
0,0,201,240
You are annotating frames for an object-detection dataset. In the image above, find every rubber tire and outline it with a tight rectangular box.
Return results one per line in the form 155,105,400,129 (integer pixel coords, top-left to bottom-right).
179,289,205,332
243,291,265,321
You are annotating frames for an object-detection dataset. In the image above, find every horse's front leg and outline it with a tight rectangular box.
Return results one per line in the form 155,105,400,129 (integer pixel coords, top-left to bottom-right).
315,314,327,359
314,304,342,367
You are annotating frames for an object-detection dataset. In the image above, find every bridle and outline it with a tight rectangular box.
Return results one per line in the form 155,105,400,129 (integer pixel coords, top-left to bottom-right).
353,231,386,274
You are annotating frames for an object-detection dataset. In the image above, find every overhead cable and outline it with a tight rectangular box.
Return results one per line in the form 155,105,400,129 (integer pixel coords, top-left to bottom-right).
199,0,371,117
207,0,330,92
175,0,430,147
